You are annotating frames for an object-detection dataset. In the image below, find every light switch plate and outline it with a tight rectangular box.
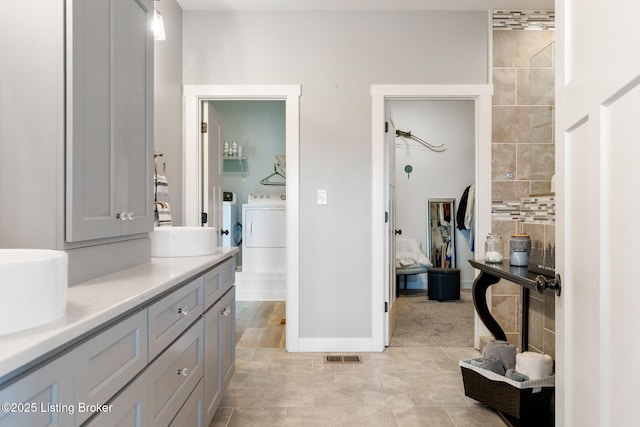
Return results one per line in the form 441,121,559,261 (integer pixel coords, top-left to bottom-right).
317,189,327,205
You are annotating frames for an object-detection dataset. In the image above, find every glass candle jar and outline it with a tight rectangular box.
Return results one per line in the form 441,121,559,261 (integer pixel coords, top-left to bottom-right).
509,234,531,267
485,233,504,263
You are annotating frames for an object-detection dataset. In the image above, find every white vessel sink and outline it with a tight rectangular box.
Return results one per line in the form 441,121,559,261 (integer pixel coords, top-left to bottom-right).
0,249,68,336
150,226,218,257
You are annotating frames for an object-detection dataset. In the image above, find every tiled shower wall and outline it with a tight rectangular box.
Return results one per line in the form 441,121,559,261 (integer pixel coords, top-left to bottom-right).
490,27,556,358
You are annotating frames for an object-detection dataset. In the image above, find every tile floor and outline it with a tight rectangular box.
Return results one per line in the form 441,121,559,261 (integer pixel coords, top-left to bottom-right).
211,300,506,426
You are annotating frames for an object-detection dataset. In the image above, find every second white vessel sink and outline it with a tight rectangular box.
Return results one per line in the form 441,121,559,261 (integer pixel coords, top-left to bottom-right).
0,249,68,336
150,226,218,257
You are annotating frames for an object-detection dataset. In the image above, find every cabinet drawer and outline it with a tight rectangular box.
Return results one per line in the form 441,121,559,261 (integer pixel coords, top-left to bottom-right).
0,354,74,427
83,370,149,427
148,277,204,360
221,256,236,292
75,311,148,425
204,257,235,309
148,319,204,427
169,379,204,427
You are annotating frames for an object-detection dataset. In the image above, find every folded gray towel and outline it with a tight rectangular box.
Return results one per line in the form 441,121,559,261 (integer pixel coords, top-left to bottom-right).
506,368,529,382
483,340,516,370
478,356,506,376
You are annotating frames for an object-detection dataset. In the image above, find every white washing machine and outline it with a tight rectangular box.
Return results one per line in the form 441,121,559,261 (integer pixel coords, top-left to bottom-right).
242,193,286,273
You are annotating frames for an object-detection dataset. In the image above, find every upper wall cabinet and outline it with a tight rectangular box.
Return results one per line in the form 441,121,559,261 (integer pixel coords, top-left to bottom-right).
66,0,154,242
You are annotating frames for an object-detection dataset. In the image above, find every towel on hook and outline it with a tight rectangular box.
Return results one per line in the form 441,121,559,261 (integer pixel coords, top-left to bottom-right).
154,175,172,227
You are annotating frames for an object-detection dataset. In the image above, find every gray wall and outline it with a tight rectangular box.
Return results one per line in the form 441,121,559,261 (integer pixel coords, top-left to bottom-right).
211,100,286,206
154,0,183,225
182,11,489,339
0,1,65,249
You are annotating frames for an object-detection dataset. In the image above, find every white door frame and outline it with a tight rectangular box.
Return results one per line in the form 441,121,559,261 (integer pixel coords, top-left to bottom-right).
184,84,301,352
371,84,493,349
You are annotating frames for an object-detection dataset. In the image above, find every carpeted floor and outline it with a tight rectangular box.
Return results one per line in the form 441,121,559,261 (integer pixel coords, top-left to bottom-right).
389,289,474,348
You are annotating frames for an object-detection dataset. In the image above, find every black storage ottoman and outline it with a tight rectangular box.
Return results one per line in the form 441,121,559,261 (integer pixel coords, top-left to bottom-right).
427,268,460,301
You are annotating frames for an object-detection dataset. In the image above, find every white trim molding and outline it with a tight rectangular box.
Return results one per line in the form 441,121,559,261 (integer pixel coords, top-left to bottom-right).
371,84,493,351
183,84,301,351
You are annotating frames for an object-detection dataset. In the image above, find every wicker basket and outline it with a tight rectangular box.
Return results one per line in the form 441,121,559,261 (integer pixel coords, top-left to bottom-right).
459,359,555,420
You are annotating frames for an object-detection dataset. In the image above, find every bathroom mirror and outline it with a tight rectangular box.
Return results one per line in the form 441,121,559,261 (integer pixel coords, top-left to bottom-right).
427,198,456,268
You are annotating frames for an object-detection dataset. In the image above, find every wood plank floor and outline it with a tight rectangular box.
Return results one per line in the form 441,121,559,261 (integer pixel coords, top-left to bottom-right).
235,301,286,348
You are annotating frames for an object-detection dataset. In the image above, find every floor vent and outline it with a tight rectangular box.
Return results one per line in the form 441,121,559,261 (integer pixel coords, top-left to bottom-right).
325,355,361,364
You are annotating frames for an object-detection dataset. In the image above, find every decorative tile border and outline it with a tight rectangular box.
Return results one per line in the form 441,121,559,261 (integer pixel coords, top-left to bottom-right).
493,10,555,30
491,201,522,220
492,196,555,224
520,196,555,224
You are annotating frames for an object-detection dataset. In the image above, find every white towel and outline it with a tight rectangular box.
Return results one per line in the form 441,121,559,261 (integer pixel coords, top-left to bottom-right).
154,175,172,226
395,237,433,268
516,352,553,380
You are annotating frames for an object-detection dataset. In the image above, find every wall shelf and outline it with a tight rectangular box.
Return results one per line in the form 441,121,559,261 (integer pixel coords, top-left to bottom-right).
223,157,248,177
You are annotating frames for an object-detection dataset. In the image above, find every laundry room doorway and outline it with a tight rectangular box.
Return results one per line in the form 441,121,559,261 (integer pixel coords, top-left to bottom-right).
213,100,286,349
184,85,301,352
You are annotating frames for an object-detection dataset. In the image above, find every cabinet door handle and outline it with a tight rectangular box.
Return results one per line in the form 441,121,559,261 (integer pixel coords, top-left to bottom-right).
127,212,134,220
177,307,189,317
177,368,189,376
221,306,231,316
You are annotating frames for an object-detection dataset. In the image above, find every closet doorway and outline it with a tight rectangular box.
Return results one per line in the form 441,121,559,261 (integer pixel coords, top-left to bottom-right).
183,85,301,352
371,85,493,349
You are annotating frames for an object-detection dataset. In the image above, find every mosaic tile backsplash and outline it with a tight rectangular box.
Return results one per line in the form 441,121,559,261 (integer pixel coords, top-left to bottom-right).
493,10,555,30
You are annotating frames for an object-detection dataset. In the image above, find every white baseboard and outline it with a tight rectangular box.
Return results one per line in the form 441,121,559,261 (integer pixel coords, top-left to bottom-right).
297,337,384,352
235,272,286,301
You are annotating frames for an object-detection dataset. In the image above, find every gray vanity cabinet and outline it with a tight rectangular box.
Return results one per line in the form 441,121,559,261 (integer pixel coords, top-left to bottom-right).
148,277,204,360
0,354,75,427
148,319,204,427
204,284,236,426
169,380,204,427
0,256,236,427
83,371,149,427
1,0,153,284
74,311,148,425
66,0,154,243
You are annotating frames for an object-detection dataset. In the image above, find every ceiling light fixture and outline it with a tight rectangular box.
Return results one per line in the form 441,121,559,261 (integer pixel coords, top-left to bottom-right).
152,0,166,41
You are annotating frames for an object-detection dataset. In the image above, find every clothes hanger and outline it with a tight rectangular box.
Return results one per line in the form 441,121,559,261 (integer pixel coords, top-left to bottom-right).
260,165,286,186
396,129,446,152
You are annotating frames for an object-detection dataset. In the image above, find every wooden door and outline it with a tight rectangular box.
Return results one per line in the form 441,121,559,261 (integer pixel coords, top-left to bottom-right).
384,103,397,346
556,1,640,424
204,103,223,244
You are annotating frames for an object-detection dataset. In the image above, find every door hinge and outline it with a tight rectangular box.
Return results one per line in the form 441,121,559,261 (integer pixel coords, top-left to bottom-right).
385,211,389,223
201,122,208,133
384,302,388,313
385,121,389,133
201,212,208,225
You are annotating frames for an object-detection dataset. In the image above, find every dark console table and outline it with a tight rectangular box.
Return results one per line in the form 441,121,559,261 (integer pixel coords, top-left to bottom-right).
469,259,560,351
469,260,560,427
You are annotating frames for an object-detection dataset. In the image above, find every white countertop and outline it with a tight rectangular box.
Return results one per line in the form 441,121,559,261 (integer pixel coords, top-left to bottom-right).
0,247,238,383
